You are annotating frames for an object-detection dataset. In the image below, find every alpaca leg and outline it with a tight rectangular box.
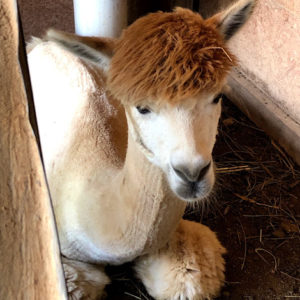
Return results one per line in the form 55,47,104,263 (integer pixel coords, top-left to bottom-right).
134,219,226,300
62,256,110,300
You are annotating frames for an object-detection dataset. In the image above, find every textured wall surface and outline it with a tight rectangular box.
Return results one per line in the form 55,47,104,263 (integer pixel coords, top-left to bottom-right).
228,0,300,123
19,0,194,39
0,1,66,298
19,0,74,40
199,0,300,125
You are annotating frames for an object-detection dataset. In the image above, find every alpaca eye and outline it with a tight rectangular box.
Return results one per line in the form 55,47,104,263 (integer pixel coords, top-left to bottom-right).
136,106,151,114
212,94,222,104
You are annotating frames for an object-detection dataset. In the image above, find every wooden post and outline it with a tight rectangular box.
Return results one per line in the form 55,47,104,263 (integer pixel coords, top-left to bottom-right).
0,1,67,299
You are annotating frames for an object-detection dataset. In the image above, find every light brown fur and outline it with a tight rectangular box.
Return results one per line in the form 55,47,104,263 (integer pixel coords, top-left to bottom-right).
108,7,236,107
135,219,226,300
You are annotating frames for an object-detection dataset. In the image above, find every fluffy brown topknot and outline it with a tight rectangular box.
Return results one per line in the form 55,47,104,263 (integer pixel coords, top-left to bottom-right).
108,7,236,106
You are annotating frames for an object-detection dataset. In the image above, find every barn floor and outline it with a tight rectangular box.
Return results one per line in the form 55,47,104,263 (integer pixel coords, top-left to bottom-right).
105,98,300,300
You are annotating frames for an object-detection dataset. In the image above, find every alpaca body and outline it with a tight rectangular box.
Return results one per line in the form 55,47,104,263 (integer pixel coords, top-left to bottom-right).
29,42,186,264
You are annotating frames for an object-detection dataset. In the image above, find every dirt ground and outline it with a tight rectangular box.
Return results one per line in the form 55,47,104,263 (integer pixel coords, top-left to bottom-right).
105,98,300,300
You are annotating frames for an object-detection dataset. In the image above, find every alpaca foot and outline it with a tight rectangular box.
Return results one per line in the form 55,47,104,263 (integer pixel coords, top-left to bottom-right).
62,257,110,300
135,220,226,300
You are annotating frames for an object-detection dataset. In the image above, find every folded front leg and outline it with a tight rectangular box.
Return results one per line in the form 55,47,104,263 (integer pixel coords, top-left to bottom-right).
134,219,226,300
62,256,110,300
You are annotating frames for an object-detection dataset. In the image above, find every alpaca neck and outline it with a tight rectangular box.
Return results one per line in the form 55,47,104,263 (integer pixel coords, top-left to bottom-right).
60,117,186,264
112,131,186,257
119,132,163,207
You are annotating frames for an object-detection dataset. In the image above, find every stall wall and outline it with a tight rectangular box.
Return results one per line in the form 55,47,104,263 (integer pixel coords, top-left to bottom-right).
229,0,300,124
198,0,300,163
18,0,74,39
0,1,66,298
18,0,192,40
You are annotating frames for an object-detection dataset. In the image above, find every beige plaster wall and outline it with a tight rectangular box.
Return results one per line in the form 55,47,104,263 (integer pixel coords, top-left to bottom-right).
229,0,300,124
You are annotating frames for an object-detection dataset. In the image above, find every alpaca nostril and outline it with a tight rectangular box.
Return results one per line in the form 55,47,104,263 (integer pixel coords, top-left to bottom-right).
173,167,188,182
197,161,211,181
172,161,211,183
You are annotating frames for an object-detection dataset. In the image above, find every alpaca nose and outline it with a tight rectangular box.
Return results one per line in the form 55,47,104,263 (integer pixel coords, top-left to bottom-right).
172,161,211,183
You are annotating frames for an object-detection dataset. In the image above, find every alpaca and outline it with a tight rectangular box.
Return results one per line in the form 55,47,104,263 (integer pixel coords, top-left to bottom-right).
28,1,255,299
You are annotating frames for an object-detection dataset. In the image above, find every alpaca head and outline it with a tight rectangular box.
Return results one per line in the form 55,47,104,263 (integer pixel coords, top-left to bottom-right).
46,0,255,202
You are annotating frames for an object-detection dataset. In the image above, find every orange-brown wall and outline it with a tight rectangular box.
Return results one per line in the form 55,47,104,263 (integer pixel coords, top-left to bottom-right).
19,0,74,40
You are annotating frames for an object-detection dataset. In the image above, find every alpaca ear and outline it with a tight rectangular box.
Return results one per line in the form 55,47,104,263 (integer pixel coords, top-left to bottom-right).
45,29,116,72
207,0,256,40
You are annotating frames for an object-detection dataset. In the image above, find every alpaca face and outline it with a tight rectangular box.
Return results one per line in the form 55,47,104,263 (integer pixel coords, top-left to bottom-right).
127,93,222,202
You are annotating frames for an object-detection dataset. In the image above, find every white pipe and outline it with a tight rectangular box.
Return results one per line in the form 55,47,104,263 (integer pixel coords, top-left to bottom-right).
73,0,127,38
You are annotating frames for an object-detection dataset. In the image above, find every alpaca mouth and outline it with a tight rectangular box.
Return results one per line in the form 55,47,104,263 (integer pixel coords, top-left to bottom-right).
168,162,215,201
174,180,213,202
